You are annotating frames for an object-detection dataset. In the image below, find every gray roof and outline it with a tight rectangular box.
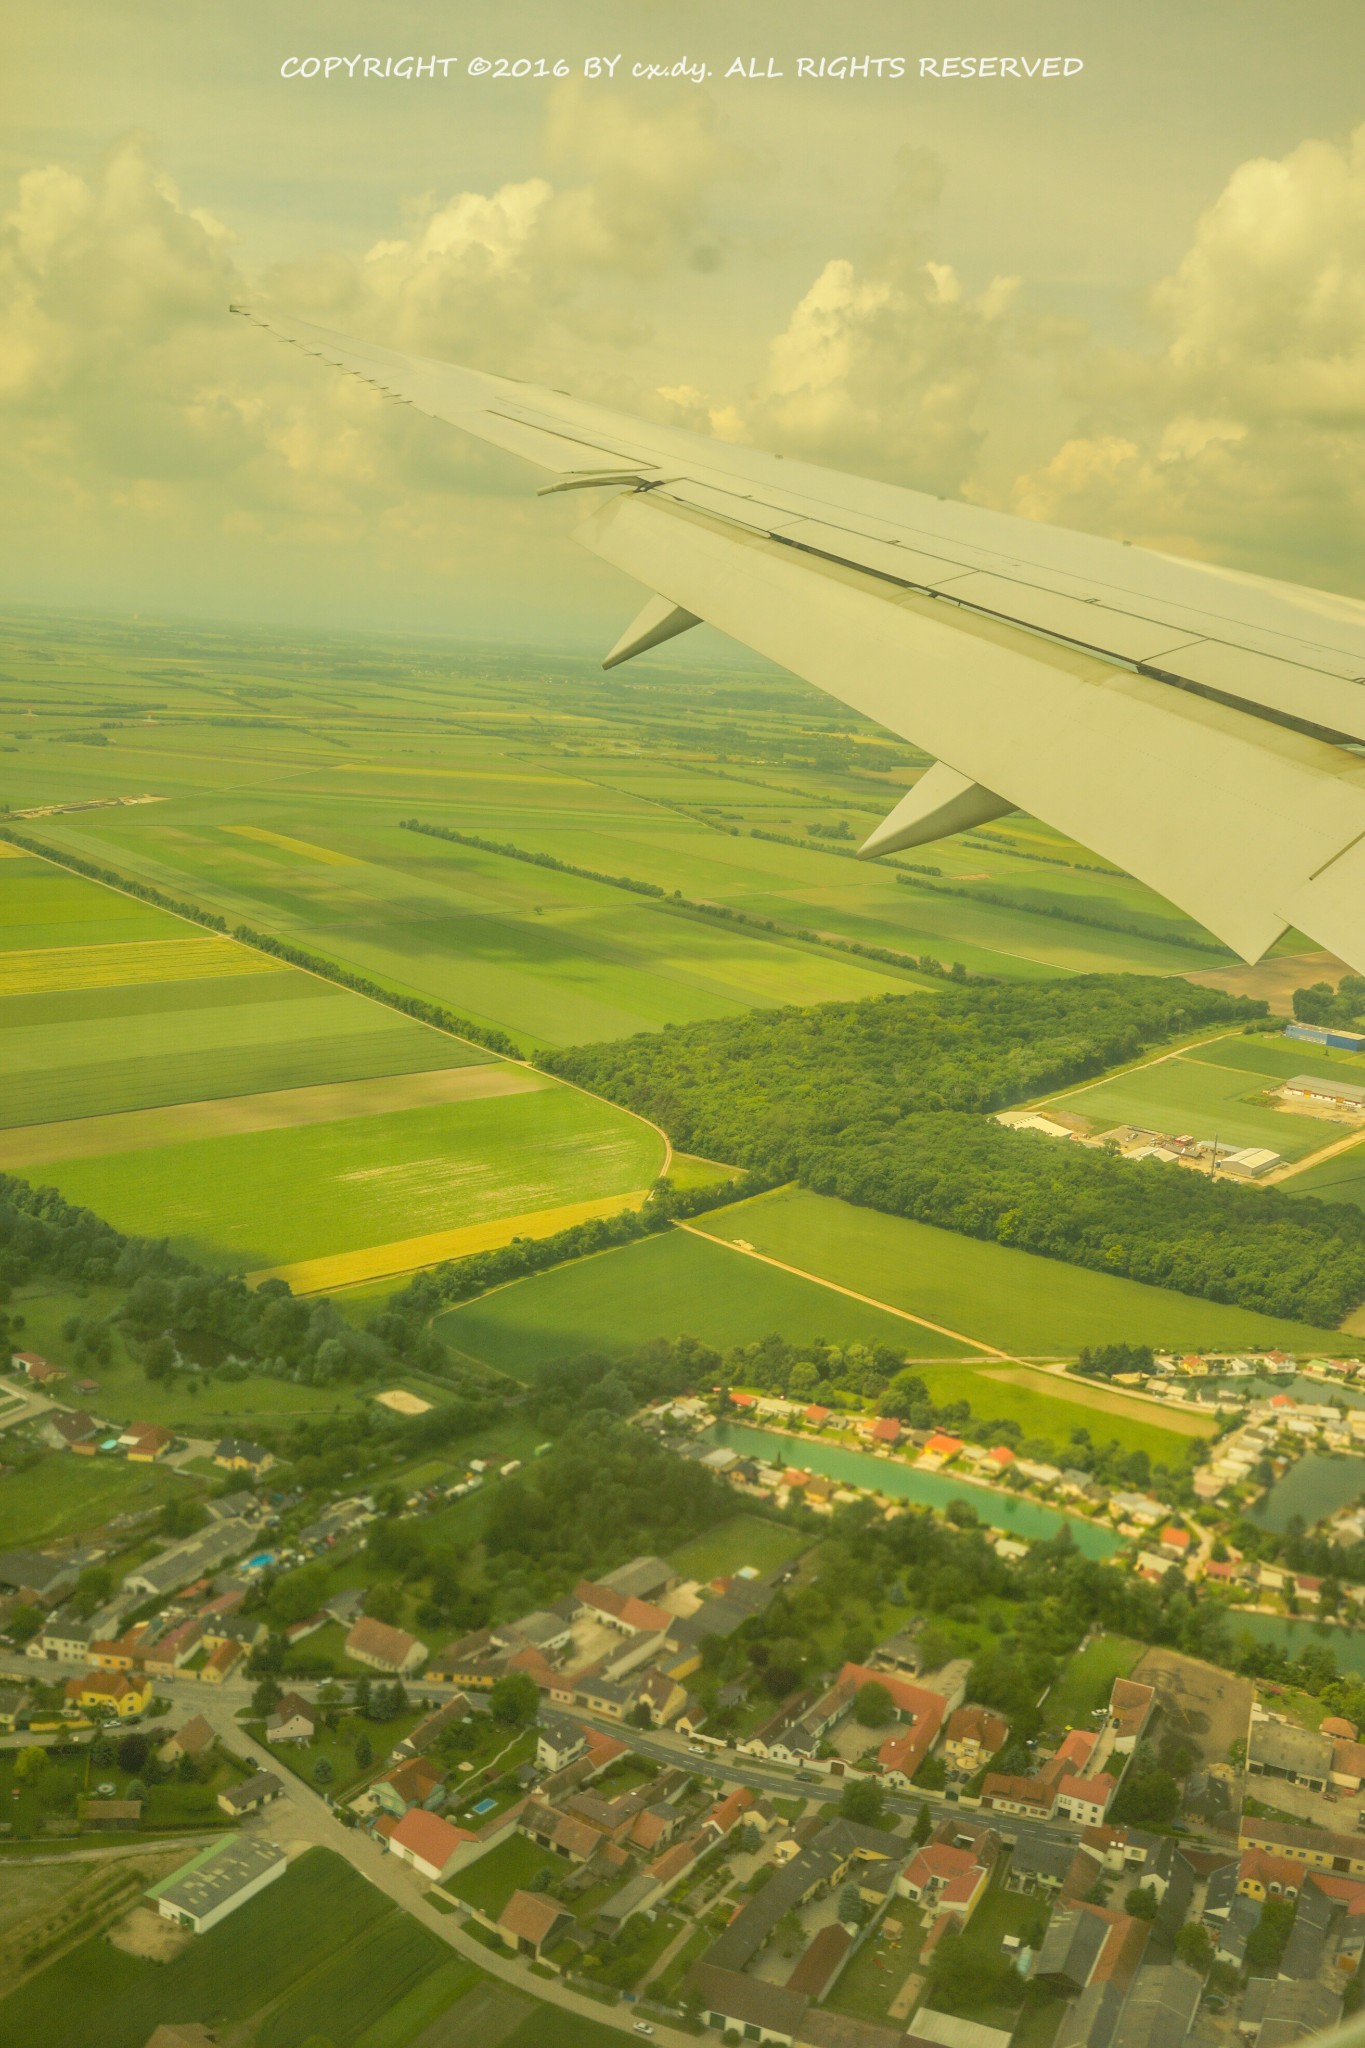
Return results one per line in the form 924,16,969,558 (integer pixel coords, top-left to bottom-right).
1248,1719,1333,1780
122,1518,253,1597
598,1555,673,1600
149,1835,285,1920
690,1962,808,2036
220,1770,282,1810
1109,1963,1202,2048
1010,1830,1082,1883
1277,1879,1338,1980
1036,1903,1109,1989
1215,1894,1259,1966
0,1548,89,1596
1255,1979,1341,2048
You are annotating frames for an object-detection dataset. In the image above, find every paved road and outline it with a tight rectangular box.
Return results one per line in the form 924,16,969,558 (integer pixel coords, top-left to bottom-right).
188,1693,695,2045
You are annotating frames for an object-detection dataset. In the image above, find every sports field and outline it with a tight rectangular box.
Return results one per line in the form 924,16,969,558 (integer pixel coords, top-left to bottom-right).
23,1084,665,1271
1044,1038,1335,1160
438,1225,981,1377
689,1186,1334,1354
669,1514,812,1581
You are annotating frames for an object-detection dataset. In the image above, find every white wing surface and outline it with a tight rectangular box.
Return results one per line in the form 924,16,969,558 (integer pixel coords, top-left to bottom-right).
233,306,1365,972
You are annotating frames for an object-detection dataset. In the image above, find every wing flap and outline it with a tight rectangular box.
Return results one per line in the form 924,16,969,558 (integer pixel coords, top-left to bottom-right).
576,489,1365,968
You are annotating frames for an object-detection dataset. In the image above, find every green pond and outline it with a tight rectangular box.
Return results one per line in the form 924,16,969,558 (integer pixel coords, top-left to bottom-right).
708,1421,1123,1559
1250,1451,1365,1533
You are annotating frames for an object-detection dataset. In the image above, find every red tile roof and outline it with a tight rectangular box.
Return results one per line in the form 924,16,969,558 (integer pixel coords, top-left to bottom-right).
389,1807,471,1871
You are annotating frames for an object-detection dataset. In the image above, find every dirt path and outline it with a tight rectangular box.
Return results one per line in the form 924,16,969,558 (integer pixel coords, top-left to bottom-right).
0,1064,549,1169
1264,1122,1365,1186
677,1219,1002,1356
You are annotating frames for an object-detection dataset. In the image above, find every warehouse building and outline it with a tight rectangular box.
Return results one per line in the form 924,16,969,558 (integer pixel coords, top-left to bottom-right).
148,1836,287,1934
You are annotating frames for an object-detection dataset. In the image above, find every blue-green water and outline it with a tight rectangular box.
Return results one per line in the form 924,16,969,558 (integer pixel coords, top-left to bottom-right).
709,1421,1123,1559
1211,1374,1365,1410
1226,1609,1365,1678
1250,1452,1365,1533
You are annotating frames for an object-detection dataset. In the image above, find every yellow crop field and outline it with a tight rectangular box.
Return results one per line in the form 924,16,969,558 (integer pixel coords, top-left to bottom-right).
0,843,30,859
251,1188,654,1294
0,936,287,996
223,825,359,864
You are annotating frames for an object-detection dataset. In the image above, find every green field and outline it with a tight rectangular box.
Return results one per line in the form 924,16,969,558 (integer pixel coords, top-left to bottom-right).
690,1186,1337,1354
20,1086,664,1272
1041,1633,1145,1732
668,1513,812,1582
0,1449,192,1548
0,1849,388,2048
910,1365,1204,1463
1045,1040,1331,1160
438,1226,982,1377
254,1907,461,2048
1287,1140,1365,1213
2,615,1275,1077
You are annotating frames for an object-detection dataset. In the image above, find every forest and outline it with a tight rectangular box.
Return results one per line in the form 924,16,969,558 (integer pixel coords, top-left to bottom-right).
548,978,1365,1323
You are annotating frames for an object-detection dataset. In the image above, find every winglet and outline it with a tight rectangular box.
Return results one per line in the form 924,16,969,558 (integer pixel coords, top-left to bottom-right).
602,594,701,671
858,763,1013,859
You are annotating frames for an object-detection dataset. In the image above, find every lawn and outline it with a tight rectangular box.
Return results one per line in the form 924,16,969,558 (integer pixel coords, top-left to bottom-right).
1044,1043,1331,1161
446,1832,560,1916
669,1514,813,1582
0,1450,191,1548
0,1742,242,1842
22,1084,665,1273
1041,1633,1144,1733
439,1227,980,1379
0,1848,390,2048
691,1185,1335,1354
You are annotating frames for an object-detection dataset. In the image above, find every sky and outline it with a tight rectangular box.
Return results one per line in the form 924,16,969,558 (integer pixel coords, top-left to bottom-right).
5,0,1365,645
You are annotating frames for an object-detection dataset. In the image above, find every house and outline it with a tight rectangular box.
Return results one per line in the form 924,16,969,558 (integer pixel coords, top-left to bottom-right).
213,1438,275,1476
361,1755,444,1818
392,1695,485,1761
1006,1832,1100,1897
0,1686,31,1732
900,1833,996,1923
942,1705,1009,1779
200,1640,243,1685
159,1714,215,1765
25,1606,93,1662
64,1668,151,1718
1108,1678,1156,1753
122,1423,173,1463
498,1888,572,1956
536,1711,588,1772
632,1666,688,1726
573,1579,671,1638
217,1770,283,1818
838,1663,948,1780
148,1836,287,1933
386,1807,474,1882
869,1417,902,1446
12,1352,63,1382
266,1692,318,1744
345,1617,427,1675
48,1408,101,1453
145,2028,218,2048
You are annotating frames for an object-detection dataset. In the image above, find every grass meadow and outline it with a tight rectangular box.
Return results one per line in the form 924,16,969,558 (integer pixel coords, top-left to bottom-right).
20,1085,664,1271
0,1450,191,1548
668,1514,812,1581
437,1226,982,1378
690,1186,1337,1354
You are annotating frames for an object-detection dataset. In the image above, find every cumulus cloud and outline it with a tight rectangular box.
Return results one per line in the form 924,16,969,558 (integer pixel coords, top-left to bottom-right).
1009,125,1365,587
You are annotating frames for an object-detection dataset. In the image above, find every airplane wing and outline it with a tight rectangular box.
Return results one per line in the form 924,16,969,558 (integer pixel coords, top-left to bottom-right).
232,305,1365,974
